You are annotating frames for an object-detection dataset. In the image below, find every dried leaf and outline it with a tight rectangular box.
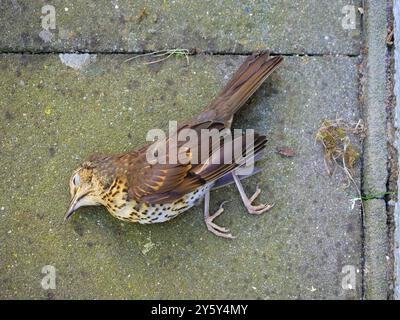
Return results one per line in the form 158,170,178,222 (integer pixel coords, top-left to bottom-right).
276,147,295,157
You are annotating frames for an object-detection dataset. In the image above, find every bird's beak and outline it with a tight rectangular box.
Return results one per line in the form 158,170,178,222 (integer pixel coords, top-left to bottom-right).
64,193,79,221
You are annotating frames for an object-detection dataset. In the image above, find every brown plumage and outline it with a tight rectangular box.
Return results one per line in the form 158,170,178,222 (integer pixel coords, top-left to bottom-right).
65,51,283,238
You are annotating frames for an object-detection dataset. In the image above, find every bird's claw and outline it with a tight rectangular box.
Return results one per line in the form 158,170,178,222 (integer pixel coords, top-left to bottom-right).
245,185,274,215
205,201,235,239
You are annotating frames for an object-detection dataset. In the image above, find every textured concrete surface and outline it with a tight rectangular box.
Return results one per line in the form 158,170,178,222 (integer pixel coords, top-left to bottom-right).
362,1,391,299
0,0,361,54
364,199,389,299
0,54,362,299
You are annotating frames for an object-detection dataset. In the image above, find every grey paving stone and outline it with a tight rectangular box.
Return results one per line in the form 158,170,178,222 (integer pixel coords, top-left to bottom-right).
0,0,361,54
362,0,392,300
364,199,389,299
0,53,361,299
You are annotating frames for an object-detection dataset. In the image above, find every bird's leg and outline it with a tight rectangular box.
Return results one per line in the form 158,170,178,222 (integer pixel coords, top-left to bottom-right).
232,172,274,215
203,190,235,239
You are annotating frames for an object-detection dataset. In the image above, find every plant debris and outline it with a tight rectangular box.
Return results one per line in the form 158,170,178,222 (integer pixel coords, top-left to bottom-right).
137,7,149,23
350,191,397,210
359,191,397,201
276,146,295,158
316,118,365,209
386,25,394,46
124,49,190,66
316,119,364,177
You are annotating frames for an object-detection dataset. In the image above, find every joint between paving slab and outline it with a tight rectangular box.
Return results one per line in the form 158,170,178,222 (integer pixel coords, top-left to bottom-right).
0,49,360,58
384,0,397,300
393,0,400,300
358,1,366,299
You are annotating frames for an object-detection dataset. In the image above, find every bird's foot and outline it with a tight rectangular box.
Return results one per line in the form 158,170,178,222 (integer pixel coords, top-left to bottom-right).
242,184,274,215
205,201,235,239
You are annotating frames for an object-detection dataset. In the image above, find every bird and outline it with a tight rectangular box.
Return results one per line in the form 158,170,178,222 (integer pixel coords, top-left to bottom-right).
65,51,283,238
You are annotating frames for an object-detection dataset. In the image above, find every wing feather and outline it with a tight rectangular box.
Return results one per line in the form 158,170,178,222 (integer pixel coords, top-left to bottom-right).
127,122,267,204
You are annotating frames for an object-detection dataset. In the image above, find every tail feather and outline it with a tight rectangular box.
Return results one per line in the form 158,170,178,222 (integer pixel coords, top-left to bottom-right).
195,51,283,125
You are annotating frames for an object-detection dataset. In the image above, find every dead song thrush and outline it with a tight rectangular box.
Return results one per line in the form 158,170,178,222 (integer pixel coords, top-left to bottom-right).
65,52,283,238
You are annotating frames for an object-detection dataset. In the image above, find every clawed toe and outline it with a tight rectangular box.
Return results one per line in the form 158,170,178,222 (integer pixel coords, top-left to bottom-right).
248,184,261,203
245,202,275,215
205,202,235,239
206,222,235,238
244,185,274,215
206,218,228,233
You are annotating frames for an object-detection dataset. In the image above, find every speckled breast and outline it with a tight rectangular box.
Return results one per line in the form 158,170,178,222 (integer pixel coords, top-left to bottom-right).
108,183,213,224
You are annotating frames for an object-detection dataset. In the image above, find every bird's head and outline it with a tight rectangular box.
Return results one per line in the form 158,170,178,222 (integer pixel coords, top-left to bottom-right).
65,162,103,221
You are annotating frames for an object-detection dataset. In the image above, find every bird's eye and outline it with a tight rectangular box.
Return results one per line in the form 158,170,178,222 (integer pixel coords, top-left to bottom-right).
72,174,80,186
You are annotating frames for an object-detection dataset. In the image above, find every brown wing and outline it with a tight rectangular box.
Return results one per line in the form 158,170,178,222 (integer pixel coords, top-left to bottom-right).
126,121,267,204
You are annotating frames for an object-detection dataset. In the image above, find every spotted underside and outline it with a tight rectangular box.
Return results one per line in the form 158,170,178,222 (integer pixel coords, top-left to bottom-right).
100,177,212,224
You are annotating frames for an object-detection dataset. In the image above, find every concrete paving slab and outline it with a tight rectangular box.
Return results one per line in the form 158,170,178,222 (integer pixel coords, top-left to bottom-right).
0,53,362,299
0,0,361,55
362,0,392,299
364,199,389,299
